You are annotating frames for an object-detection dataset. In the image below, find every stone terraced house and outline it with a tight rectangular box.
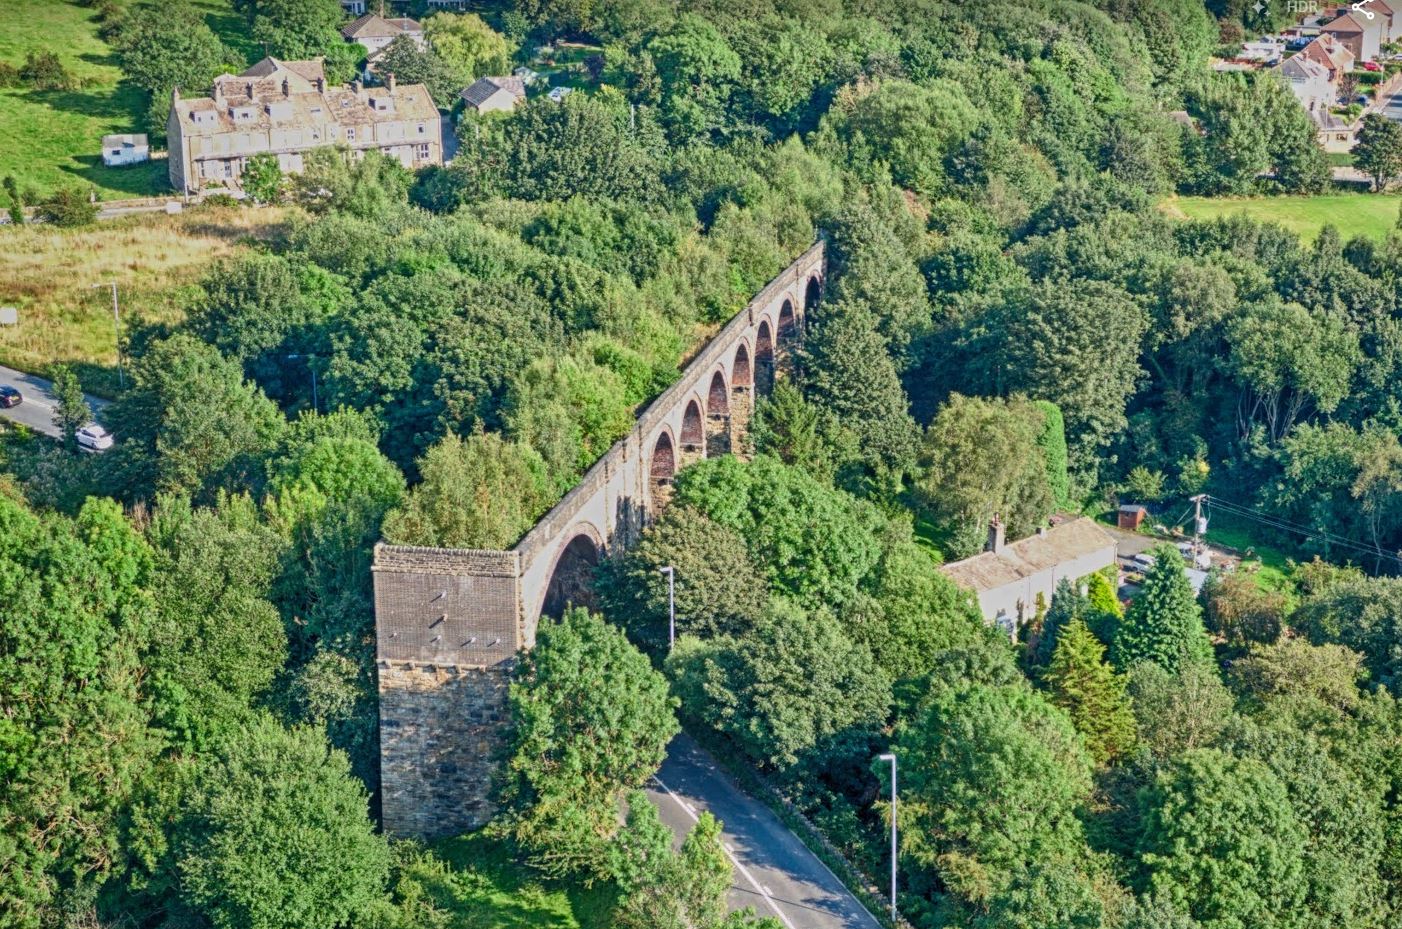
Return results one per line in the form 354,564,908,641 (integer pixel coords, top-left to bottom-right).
167,57,442,194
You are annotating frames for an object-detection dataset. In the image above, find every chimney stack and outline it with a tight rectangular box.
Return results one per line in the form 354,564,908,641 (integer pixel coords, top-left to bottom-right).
987,515,1005,554
282,77,290,97
315,76,326,94
386,72,396,93
352,79,363,96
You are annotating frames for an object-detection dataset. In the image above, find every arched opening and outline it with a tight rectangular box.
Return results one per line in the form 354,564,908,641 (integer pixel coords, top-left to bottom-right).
776,300,797,376
755,320,775,395
732,342,752,389
707,370,729,417
805,275,821,312
650,431,676,512
706,370,730,457
541,533,600,619
680,398,705,464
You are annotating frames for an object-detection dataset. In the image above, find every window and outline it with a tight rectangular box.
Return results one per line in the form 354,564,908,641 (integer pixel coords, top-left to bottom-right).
346,127,356,141
417,123,425,134
415,143,430,160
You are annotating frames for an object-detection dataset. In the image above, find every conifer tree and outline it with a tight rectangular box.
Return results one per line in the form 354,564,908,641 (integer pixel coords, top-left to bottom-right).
1112,545,1214,674
1044,618,1137,764
1035,577,1088,667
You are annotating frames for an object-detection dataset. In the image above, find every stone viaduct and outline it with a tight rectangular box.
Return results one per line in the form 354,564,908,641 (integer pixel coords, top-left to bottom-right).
372,241,825,837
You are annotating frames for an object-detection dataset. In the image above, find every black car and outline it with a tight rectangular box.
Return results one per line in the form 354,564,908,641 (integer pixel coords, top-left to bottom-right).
0,385,21,408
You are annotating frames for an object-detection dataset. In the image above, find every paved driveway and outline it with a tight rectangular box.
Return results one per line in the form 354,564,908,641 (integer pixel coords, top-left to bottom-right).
647,734,883,929
0,364,110,440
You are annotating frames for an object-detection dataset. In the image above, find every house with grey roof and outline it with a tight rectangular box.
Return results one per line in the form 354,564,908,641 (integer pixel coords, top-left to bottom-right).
167,57,443,194
939,516,1118,635
459,76,526,114
341,13,424,55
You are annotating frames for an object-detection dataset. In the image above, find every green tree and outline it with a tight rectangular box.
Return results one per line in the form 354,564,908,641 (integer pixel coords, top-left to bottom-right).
1201,571,1286,647
505,93,663,203
1112,545,1214,673
503,353,635,489
49,364,91,452
371,35,465,108
1128,659,1235,759
505,608,679,880
3,174,24,225
1035,577,1089,668
915,394,1055,559
799,299,919,475
35,188,98,227
241,152,283,204
381,431,551,550
750,382,839,482
1044,618,1136,764
596,504,768,653
423,12,510,80
116,0,228,139
1293,575,1402,690
646,15,742,140
667,598,891,770
251,0,343,60
1138,748,1307,929
892,679,1094,911
1033,400,1071,508
1354,114,1402,192
174,715,391,929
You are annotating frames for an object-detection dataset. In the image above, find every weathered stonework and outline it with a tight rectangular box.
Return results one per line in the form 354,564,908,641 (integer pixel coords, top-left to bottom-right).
378,661,511,836
374,242,825,838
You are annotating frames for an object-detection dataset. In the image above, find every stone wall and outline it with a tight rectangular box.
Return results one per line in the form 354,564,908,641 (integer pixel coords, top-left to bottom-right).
378,661,512,837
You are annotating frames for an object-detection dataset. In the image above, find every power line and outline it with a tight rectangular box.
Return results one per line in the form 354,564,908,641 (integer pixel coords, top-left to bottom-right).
1200,494,1402,568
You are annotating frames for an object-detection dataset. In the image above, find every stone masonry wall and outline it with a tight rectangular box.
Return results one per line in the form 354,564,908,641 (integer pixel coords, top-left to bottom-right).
378,661,512,837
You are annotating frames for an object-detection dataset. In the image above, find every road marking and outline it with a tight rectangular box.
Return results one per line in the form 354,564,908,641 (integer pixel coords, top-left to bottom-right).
652,774,798,929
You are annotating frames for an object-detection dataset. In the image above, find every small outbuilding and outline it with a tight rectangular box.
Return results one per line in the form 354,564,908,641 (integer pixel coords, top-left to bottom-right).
1118,504,1148,530
101,134,149,166
459,76,527,114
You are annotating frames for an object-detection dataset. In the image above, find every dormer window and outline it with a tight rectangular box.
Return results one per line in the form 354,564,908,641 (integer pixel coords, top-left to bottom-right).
231,106,256,122
192,110,216,125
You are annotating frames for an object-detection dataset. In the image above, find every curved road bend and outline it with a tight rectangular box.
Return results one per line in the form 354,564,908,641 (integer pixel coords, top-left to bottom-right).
647,734,884,929
0,364,110,440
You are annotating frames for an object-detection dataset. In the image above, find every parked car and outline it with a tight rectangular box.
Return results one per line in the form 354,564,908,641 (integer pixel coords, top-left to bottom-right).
75,423,114,451
0,385,21,408
1132,552,1157,569
1364,60,1383,72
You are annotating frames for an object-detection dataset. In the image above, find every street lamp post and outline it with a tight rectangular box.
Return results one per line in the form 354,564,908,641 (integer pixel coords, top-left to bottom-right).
91,282,123,388
286,353,318,412
659,565,675,650
878,752,898,922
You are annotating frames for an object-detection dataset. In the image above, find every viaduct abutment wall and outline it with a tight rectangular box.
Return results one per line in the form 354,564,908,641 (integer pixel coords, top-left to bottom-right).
373,241,825,837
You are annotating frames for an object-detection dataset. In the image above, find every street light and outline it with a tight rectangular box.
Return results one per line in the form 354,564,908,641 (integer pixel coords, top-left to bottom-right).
90,282,123,389
286,353,318,412
878,752,898,922
659,565,675,650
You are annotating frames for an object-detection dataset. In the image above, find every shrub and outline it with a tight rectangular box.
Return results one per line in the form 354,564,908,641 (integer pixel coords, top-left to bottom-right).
36,188,98,227
20,50,71,91
0,63,20,88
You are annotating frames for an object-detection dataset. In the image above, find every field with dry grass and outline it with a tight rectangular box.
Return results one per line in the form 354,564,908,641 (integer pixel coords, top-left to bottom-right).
0,205,295,396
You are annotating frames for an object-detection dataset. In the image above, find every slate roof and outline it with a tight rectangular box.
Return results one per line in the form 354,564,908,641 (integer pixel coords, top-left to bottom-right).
459,76,526,107
102,133,148,147
1280,54,1331,82
1323,11,1366,33
240,56,325,84
939,517,1116,594
341,13,421,39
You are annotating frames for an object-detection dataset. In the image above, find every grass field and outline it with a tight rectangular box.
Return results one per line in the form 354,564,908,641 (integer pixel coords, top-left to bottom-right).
421,833,616,928
0,0,254,201
0,205,294,395
1163,193,1402,243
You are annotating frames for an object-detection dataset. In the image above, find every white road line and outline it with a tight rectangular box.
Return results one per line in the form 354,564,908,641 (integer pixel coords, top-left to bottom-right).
652,774,798,929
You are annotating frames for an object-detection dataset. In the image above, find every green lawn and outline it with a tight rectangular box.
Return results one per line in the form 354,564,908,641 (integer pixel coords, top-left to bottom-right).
0,0,253,201
1164,193,1402,243
415,833,617,929
1201,519,1294,596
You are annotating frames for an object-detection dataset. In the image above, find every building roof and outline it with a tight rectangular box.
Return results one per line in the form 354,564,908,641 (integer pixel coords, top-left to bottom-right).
1281,54,1331,82
172,68,438,136
1323,11,1366,33
102,133,148,147
939,517,1117,594
341,13,421,39
1118,504,1148,514
459,75,526,107
1299,34,1355,70
240,56,325,84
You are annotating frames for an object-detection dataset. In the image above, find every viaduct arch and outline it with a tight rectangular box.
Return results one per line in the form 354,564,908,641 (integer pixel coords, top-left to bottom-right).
372,241,825,837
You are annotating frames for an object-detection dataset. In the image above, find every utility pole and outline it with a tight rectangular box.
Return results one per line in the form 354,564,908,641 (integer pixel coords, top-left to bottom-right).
878,753,898,922
1190,494,1208,567
91,282,123,388
659,565,676,651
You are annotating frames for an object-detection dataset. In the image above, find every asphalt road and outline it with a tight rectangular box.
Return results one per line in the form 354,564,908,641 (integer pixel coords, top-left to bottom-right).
646,734,883,929
0,364,110,440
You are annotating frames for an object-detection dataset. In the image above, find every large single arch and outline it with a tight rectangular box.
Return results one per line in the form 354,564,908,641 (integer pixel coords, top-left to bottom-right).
755,320,775,396
541,530,602,618
778,299,797,340
649,430,676,513
805,275,821,312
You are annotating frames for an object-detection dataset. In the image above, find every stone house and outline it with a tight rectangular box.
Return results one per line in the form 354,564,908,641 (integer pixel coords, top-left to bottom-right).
1299,33,1357,80
1280,54,1337,118
939,516,1118,636
167,57,442,194
459,75,526,114
101,133,149,166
